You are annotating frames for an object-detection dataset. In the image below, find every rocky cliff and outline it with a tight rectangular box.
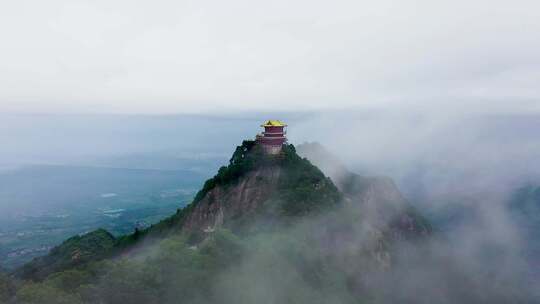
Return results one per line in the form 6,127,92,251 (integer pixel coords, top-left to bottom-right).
181,141,341,234
9,140,533,304
297,142,431,239
182,166,282,231
15,140,428,284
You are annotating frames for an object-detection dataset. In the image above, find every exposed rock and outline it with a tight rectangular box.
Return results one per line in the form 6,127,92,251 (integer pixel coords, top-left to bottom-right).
297,142,432,239
182,166,282,231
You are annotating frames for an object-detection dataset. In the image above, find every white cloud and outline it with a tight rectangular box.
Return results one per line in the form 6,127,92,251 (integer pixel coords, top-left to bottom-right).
0,0,539,114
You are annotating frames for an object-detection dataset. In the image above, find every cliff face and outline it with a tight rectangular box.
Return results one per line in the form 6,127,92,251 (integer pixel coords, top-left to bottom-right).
182,141,431,241
15,140,430,285
297,142,432,239
180,142,341,234
14,141,342,281
182,166,282,231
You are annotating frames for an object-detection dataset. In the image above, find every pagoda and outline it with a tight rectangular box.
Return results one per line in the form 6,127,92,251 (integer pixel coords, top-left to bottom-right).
256,120,287,154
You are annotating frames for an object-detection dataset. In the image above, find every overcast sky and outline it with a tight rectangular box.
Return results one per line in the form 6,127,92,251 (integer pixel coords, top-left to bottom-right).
1,0,539,114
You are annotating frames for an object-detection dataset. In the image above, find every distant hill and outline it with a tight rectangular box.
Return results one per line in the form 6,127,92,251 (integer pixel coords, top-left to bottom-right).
0,165,205,218
14,141,344,281
0,164,206,270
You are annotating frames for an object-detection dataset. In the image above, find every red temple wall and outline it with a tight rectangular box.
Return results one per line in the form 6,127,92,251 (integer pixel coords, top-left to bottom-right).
264,133,283,137
260,137,286,145
264,126,284,133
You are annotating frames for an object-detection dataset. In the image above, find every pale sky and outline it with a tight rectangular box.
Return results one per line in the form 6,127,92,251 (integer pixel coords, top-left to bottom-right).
1,0,539,114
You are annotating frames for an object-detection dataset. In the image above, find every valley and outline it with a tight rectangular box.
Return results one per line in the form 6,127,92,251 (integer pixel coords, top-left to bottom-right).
0,164,207,269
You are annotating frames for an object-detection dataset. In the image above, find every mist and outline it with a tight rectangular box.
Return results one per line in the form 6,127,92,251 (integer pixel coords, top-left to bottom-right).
102,110,540,303
308,110,539,192
206,108,540,302
1,0,540,115
3,110,540,222
2,109,539,302
85,187,536,303
1,0,539,302
0,113,263,166
291,110,540,301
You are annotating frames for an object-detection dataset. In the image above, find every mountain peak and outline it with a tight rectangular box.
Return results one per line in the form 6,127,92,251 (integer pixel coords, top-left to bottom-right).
182,140,341,233
15,138,431,283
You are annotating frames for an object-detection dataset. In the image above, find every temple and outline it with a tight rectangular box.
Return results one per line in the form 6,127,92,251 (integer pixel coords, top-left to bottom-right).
256,120,287,154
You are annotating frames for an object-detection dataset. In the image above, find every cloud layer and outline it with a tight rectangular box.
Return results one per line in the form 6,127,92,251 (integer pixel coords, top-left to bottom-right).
1,0,539,114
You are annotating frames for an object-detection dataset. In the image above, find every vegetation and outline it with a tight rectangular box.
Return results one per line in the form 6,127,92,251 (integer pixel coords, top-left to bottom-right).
6,140,441,303
192,140,259,203
0,272,15,302
16,229,116,281
15,141,342,283
0,165,202,270
14,282,83,304
0,200,455,304
194,141,341,216
275,144,341,216
6,213,371,304
110,141,269,247
5,230,245,303
4,140,532,303
192,141,340,212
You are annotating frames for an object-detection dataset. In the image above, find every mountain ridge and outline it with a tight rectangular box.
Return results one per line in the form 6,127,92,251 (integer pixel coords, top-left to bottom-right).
12,140,430,297
181,141,341,234
13,141,344,281
296,142,432,239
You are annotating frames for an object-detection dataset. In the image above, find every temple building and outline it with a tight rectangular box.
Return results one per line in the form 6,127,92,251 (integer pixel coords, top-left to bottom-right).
256,120,287,154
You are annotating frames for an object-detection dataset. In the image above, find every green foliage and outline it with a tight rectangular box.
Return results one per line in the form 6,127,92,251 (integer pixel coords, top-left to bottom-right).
45,269,93,293
12,140,345,295
16,229,116,281
192,140,262,204
276,145,341,216
198,229,244,267
16,282,83,304
90,235,224,304
14,218,366,304
192,142,342,219
15,140,343,285
14,137,524,303
0,272,15,303
8,191,440,304
94,260,161,304
114,198,199,250
188,142,342,233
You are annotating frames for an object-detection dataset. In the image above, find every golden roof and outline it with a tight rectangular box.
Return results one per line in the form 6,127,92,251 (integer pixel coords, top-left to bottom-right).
261,120,287,127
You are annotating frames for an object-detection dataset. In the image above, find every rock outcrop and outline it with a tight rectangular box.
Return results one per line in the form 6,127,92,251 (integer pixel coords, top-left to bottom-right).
182,166,282,231
180,141,341,233
297,142,432,239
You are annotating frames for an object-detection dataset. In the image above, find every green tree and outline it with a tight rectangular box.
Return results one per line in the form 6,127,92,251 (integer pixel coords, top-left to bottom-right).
16,282,83,304
46,269,92,293
96,260,160,304
0,273,14,302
